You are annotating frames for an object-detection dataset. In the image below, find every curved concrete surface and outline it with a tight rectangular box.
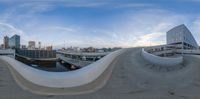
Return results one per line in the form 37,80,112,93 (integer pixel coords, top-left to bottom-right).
1,48,200,98
0,49,127,88
0,53,120,95
142,48,183,66
0,48,129,95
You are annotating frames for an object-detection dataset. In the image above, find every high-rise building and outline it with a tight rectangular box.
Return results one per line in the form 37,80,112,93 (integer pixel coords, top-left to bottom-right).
0,44,4,49
38,42,41,49
167,24,198,49
46,46,52,50
3,36,9,49
9,34,20,49
28,41,35,50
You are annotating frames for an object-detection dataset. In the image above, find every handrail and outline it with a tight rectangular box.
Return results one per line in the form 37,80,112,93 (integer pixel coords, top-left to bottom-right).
0,49,126,88
141,48,183,66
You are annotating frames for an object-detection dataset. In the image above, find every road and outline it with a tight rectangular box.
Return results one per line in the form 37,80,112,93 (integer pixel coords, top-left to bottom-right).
1,48,200,99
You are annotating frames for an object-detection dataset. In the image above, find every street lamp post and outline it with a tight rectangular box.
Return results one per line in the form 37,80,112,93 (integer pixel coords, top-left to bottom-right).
182,39,184,56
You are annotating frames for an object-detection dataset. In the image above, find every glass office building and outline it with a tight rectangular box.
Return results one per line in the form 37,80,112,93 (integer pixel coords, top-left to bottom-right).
9,34,20,49
167,24,198,49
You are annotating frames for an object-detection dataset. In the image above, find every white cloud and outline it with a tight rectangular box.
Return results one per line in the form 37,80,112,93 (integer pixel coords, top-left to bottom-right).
190,18,200,45
113,3,154,8
0,0,155,9
0,23,36,45
0,2,200,49
47,9,198,48
133,32,165,47
50,26,75,32
103,9,190,47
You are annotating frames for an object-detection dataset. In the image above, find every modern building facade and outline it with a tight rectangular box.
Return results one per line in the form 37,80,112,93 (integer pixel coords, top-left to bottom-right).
3,36,9,49
16,49,56,58
21,45,27,49
9,34,20,49
167,24,198,49
28,41,36,50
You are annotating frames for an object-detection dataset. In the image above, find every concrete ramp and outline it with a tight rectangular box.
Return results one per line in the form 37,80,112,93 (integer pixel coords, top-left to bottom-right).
1,48,200,98
0,48,128,95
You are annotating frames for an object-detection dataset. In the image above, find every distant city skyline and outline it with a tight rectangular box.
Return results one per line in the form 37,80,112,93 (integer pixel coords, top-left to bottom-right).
0,0,200,48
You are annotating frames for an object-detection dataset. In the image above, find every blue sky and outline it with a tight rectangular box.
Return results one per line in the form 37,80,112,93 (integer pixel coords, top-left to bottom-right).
0,0,200,49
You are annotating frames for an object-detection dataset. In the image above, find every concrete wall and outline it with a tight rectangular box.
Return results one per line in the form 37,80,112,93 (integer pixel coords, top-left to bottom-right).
141,48,183,66
0,49,126,88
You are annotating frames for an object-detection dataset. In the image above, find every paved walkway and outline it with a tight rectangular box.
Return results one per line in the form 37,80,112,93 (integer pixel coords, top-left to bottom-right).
0,48,200,99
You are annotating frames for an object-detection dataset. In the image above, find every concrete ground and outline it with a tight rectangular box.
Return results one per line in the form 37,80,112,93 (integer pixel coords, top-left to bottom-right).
0,48,200,99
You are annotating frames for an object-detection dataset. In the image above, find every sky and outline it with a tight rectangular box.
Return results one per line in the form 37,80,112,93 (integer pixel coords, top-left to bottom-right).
0,0,200,49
